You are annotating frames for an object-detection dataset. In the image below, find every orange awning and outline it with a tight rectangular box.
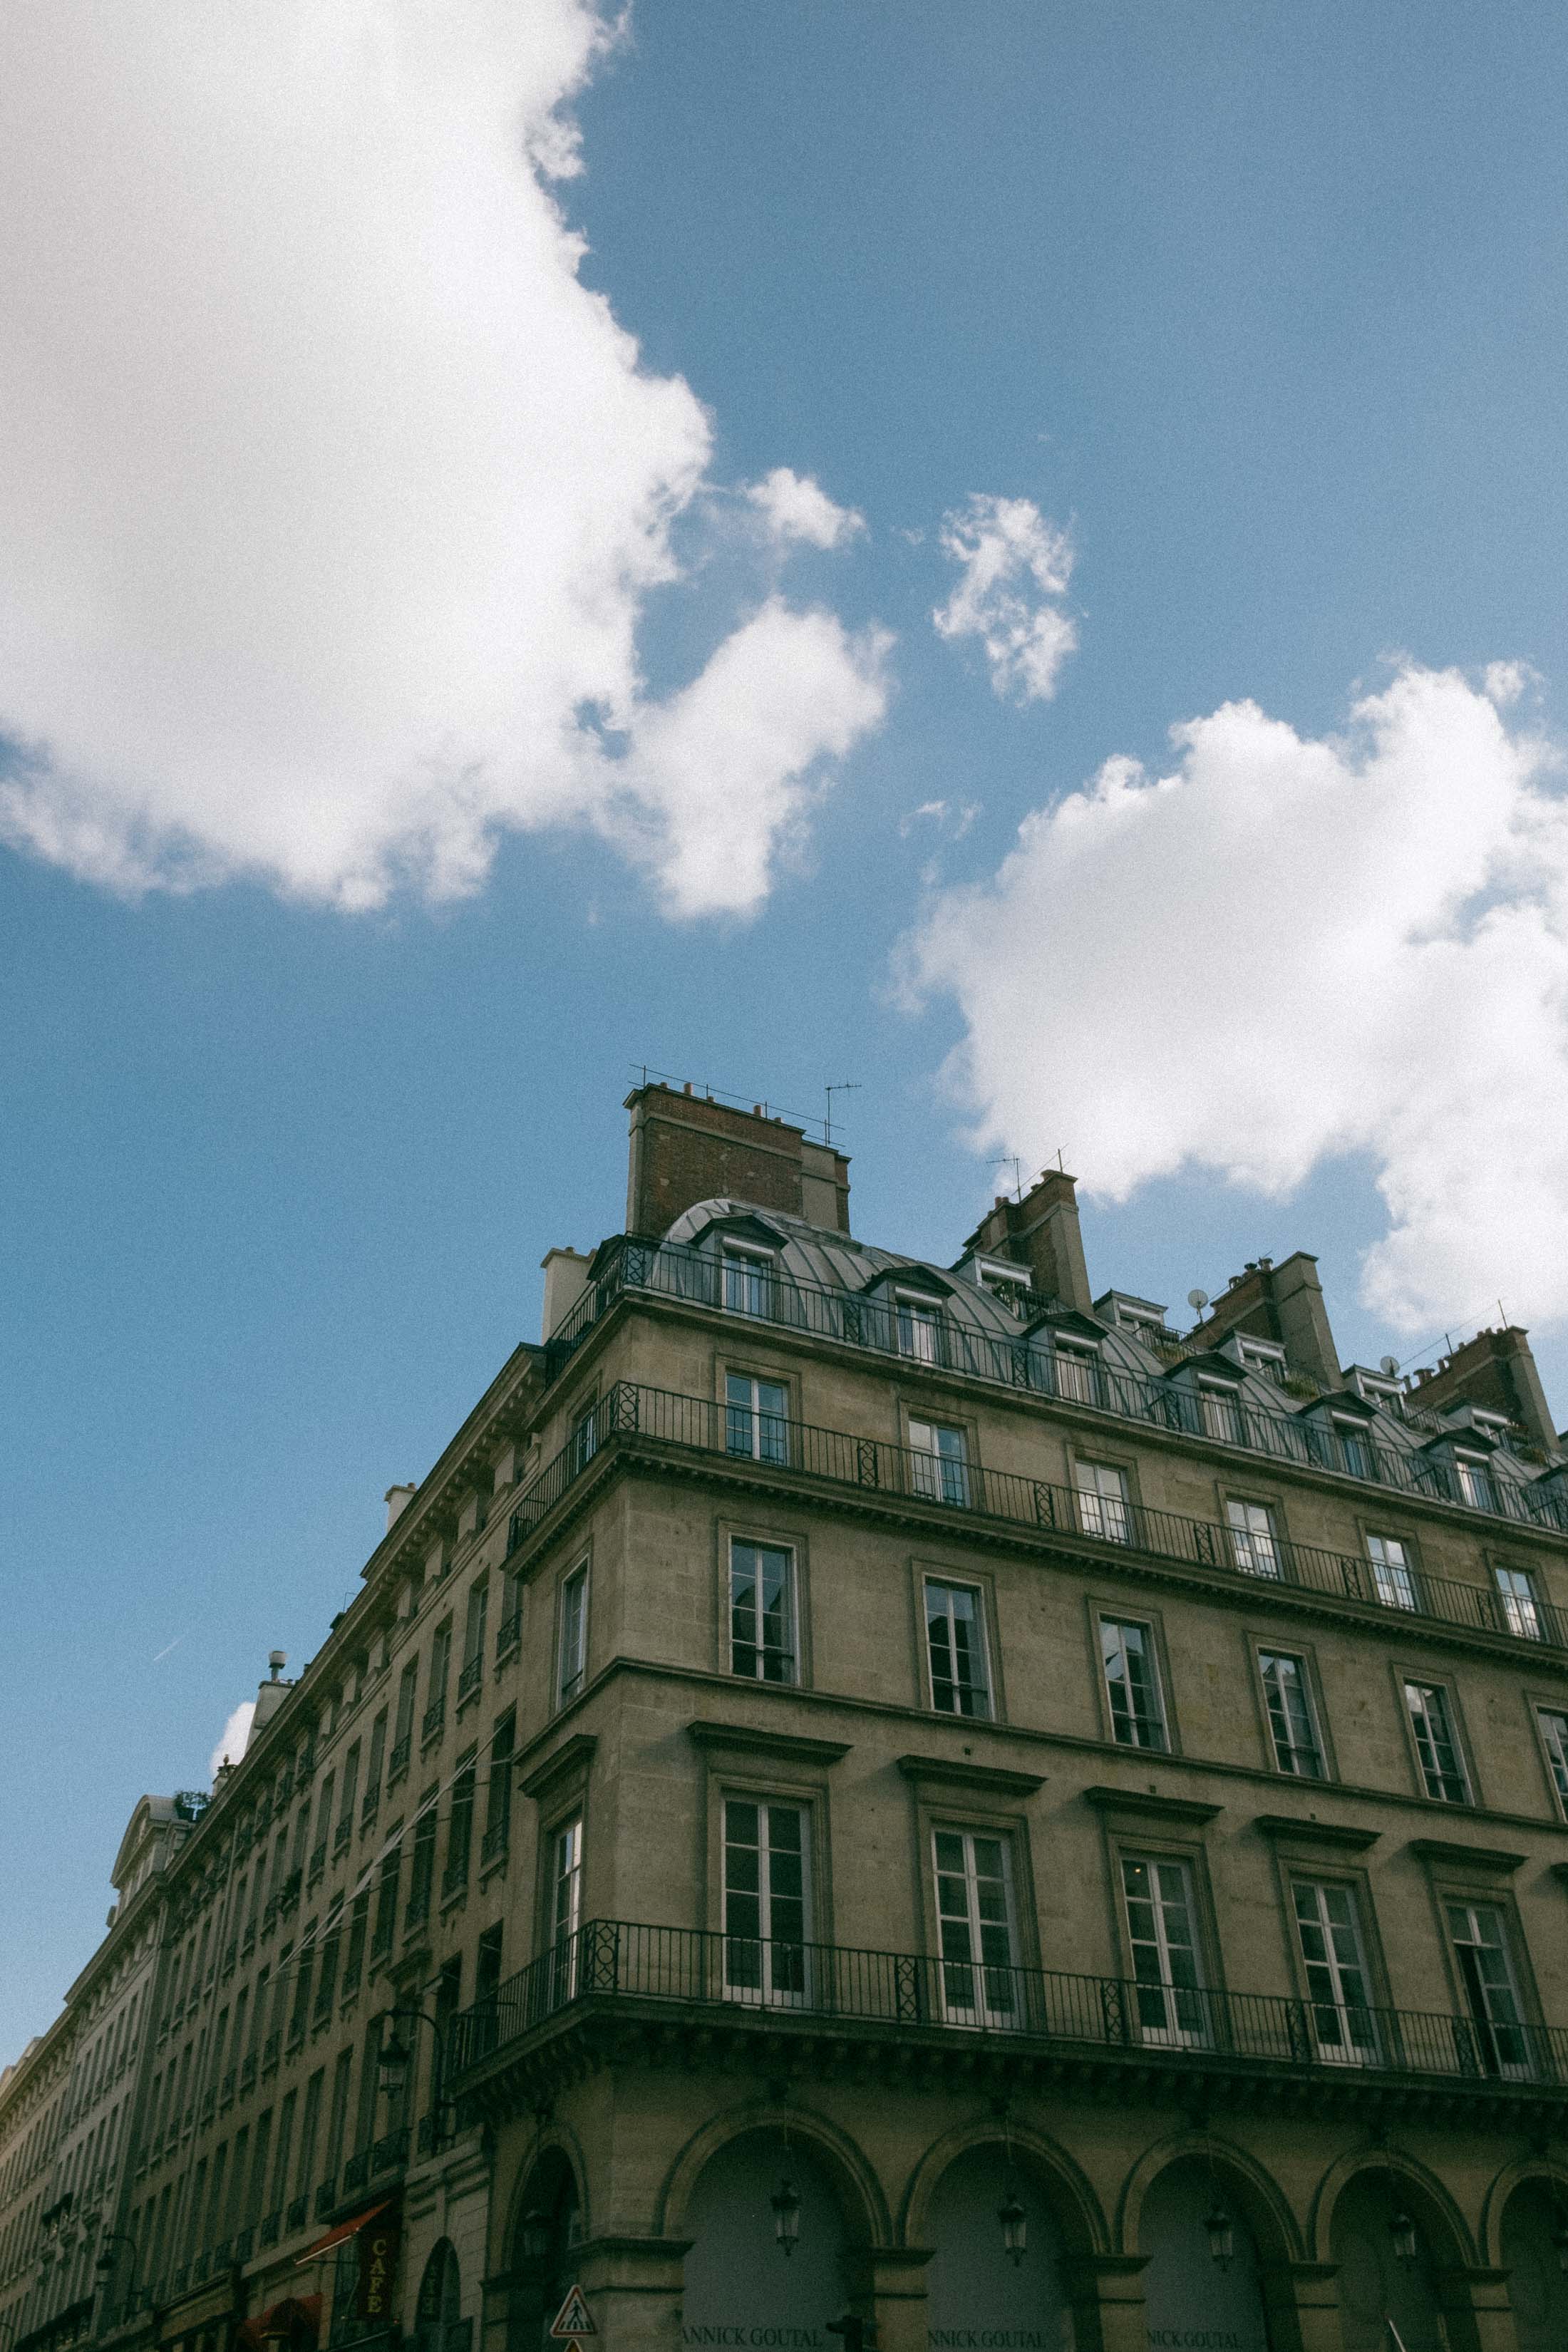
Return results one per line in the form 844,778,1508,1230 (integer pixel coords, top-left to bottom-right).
296,2199,395,2265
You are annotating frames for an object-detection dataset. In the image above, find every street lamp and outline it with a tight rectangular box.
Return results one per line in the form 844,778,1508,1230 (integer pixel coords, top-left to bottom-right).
376,2006,450,2137
1388,2209,1418,2267
1204,2203,1234,2271
997,2191,1027,2268
770,2177,802,2257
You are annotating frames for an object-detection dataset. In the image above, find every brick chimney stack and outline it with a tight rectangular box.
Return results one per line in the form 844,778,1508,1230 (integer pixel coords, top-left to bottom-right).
1408,1326,1559,1452
961,1168,1093,1313
624,1083,851,1238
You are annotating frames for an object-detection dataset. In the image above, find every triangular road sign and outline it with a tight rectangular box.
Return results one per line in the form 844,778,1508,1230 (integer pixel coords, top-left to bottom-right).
550,2286,596,2340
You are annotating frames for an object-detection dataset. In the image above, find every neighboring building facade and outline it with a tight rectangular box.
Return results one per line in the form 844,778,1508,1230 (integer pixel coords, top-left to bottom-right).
10,1083,1568,2352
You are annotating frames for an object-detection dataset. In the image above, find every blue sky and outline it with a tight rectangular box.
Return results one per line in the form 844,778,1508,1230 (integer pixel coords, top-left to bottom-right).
4,0,1568,2060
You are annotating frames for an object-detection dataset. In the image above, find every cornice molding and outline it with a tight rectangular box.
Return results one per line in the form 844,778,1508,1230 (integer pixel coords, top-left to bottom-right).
1083,1785,1220,1826
520,1733,598,1807
898,1753,1045,1797
687,1719,851,1768
1253,1815,1379,1852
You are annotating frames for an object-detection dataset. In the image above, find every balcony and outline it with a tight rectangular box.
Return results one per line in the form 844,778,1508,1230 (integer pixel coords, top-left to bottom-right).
451,1919,1568,2127
239,2053,257,2091
232,2228,253,2263
341,2149,370,2194
421,1700,446,1745
286,2194,308,2232
260,2212,281,2247
495,1610,522,1664
314,2180,336,2218
334,1821,352,1856
508,1383,1568,1660
220,2069,236,2106
479,1820,508,1868
440,1857,470,1905
262,2031,281,2074
544,1236,1568,1535
388,1734,411,1781
307,1840,327,1885
457,1655,483,1706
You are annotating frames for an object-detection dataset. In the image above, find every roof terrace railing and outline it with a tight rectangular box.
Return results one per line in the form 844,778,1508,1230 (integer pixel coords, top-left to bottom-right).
542,1237,1564,1532
510,1382,1568,1653
450,1918,1568,2095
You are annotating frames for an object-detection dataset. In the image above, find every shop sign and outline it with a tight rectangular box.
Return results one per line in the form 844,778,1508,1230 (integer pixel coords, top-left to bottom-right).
354,2210,401,2321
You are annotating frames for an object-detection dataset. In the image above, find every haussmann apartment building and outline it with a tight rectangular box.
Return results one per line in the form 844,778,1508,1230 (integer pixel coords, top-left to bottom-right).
6,1081,1568,2352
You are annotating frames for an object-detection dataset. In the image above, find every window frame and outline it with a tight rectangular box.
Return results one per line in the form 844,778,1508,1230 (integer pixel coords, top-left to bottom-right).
720,1792,814,2009
1435,1887,1537,2080
1530,1696,1568,1819
723,1364,792,1465
1252,1641,1331,1780
905,1412,972,1509
719,1239,778,1319
1091,1603,1173,1754
929,1821,1025,2031
1395,1666,1476,1806
1073,1453,1135,1545
1113,1845,1217,2050
727,1535,800,1686
713,1515,813,1687
1224,1492,1285,1580
555,1557,590,1711
920,1573,994,1721
1360,1526,1421,1614
1492,1561,1542,1641
1286,1871,1385,2067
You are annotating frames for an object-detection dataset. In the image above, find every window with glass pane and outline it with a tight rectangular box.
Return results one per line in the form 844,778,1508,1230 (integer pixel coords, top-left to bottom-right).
1076,1460,1130,1543
1292,1879,1379,2063
723,1800,809,2005
1053,1344,1098,1405
924,1580,991,1718
557,1564,588,1705
728,1542,796,1683
722,1248,773,1317
1337,1423,1376,1480
549,1817,582,2002
1455,1454,1495,1512
1448,1902,1530,2076
1200,1384,1244,1445
895,1294,940,1363
1120,1857,1208,2046
1405,1681,1470,1802
1495,1566,1541,1640
1366,1534,1417,1611
569,1402,598,1475
1538,1708,1568,1811
725,1372,788,1463
909,1418,970,1507
933,1828,1018,2028
1259,1651,1324,1777
1227,1499,1281,1578
1100,1619,1166,1750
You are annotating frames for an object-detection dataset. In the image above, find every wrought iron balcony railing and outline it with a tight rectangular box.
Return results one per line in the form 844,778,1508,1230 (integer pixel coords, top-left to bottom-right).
508,1382,1568,1655
450,1919,1568,2096
543,1235,1566,1532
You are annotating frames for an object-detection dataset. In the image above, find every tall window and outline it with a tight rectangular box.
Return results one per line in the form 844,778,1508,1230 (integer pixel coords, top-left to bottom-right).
1100,1618,1167,1750
909,1419,969,1507
1336,1422,1376,1481
407,1796,438,1925
443,1757,476,1897
549,1817,583,2003
1121,1857,1208,2046
1292,1879,1378,2063
1495,1566,1541,1641
722,1246,774,1319
1053,1343,1099,1405
460,1577,488,1700
482,1708,515,1862
723,1799,809,2006
295,2070,324,2201
1259,1652,1325,1778
569,1402,598,1475
933,1829,1018,2029
365,1711,388,1813
1455,1454,1496,1512
1405,1681,1470,1803
496,1562,525,1659
924,1579,991,1718
557,1564,589,1705
1076,1460,1130,1543
1200,1383,1244,1446
728,1541,796,1682
391,1660,418,1773
423,1622,452,1740
1227,1499,1281,1579
726,1372,788,1463
324,2048,354,2182
336,1746,359,1845
895,1294,940,1363
1447,1902,1530,2077
1537,1708,1568,1812
1366,1534,1417,1611
370,1845,399,1959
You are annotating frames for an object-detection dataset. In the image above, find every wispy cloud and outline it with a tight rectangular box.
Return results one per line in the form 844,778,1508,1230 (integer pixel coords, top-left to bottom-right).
904,661,1568,1334
0,3,887,922
210,1701,256,1780
152,1637,182,1665
933,494,1077,704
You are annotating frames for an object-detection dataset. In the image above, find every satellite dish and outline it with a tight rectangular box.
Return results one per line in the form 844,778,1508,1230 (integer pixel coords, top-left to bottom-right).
1187,1289,1209,1312
1379,1355,1400,1376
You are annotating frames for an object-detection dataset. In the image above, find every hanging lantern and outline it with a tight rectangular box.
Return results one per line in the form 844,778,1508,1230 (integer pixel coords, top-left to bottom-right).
770,2178,802,2257
1204,2202,1234,2271
376,2028,412,2098
93,2250,115,2279
520,2209,552,2266
997,2189,1027,2267
1388,2209,1418,2266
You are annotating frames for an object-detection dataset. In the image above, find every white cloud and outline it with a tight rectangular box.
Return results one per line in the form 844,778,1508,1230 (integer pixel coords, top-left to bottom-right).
933,494,1077,704
746,468,864,551
0,3,887,919
210,1702,256,1780
905,661,1568,1335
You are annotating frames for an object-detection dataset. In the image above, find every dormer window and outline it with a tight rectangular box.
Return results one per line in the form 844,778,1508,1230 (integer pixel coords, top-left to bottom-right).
721,1242,775,1319
1237,1339,1287,1386
975,1260,1029,1314
1053,1339,1100,1407
1333,1419,1376,1482
895,1291,940,1364
1455,1453,1496,1512
1199,1380,1244,1446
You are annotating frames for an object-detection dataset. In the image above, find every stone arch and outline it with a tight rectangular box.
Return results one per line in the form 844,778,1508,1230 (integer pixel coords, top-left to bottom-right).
656,2099,889,2245
505,2141,586,2352
1307,2145,1476,2269
1477,2154,1568,2266
417,2239,462,2337
901,2117,1106,2254
503,2122,589,2260
1117,2130,1301,2266
1316,2150,1480,2352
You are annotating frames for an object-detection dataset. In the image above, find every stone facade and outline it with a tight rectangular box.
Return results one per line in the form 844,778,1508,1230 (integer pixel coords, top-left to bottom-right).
7,1084,1568,2352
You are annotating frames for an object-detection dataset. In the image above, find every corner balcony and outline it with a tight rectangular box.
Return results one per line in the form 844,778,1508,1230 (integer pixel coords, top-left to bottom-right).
450,1919,1568,2131
507,1383,1568,1657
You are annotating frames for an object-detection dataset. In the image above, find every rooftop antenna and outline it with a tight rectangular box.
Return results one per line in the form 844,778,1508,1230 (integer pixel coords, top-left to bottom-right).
823,1080,860,1147
1379,1355,1400,1378
992,1155,1023,1202
1187,1288,1209,1319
